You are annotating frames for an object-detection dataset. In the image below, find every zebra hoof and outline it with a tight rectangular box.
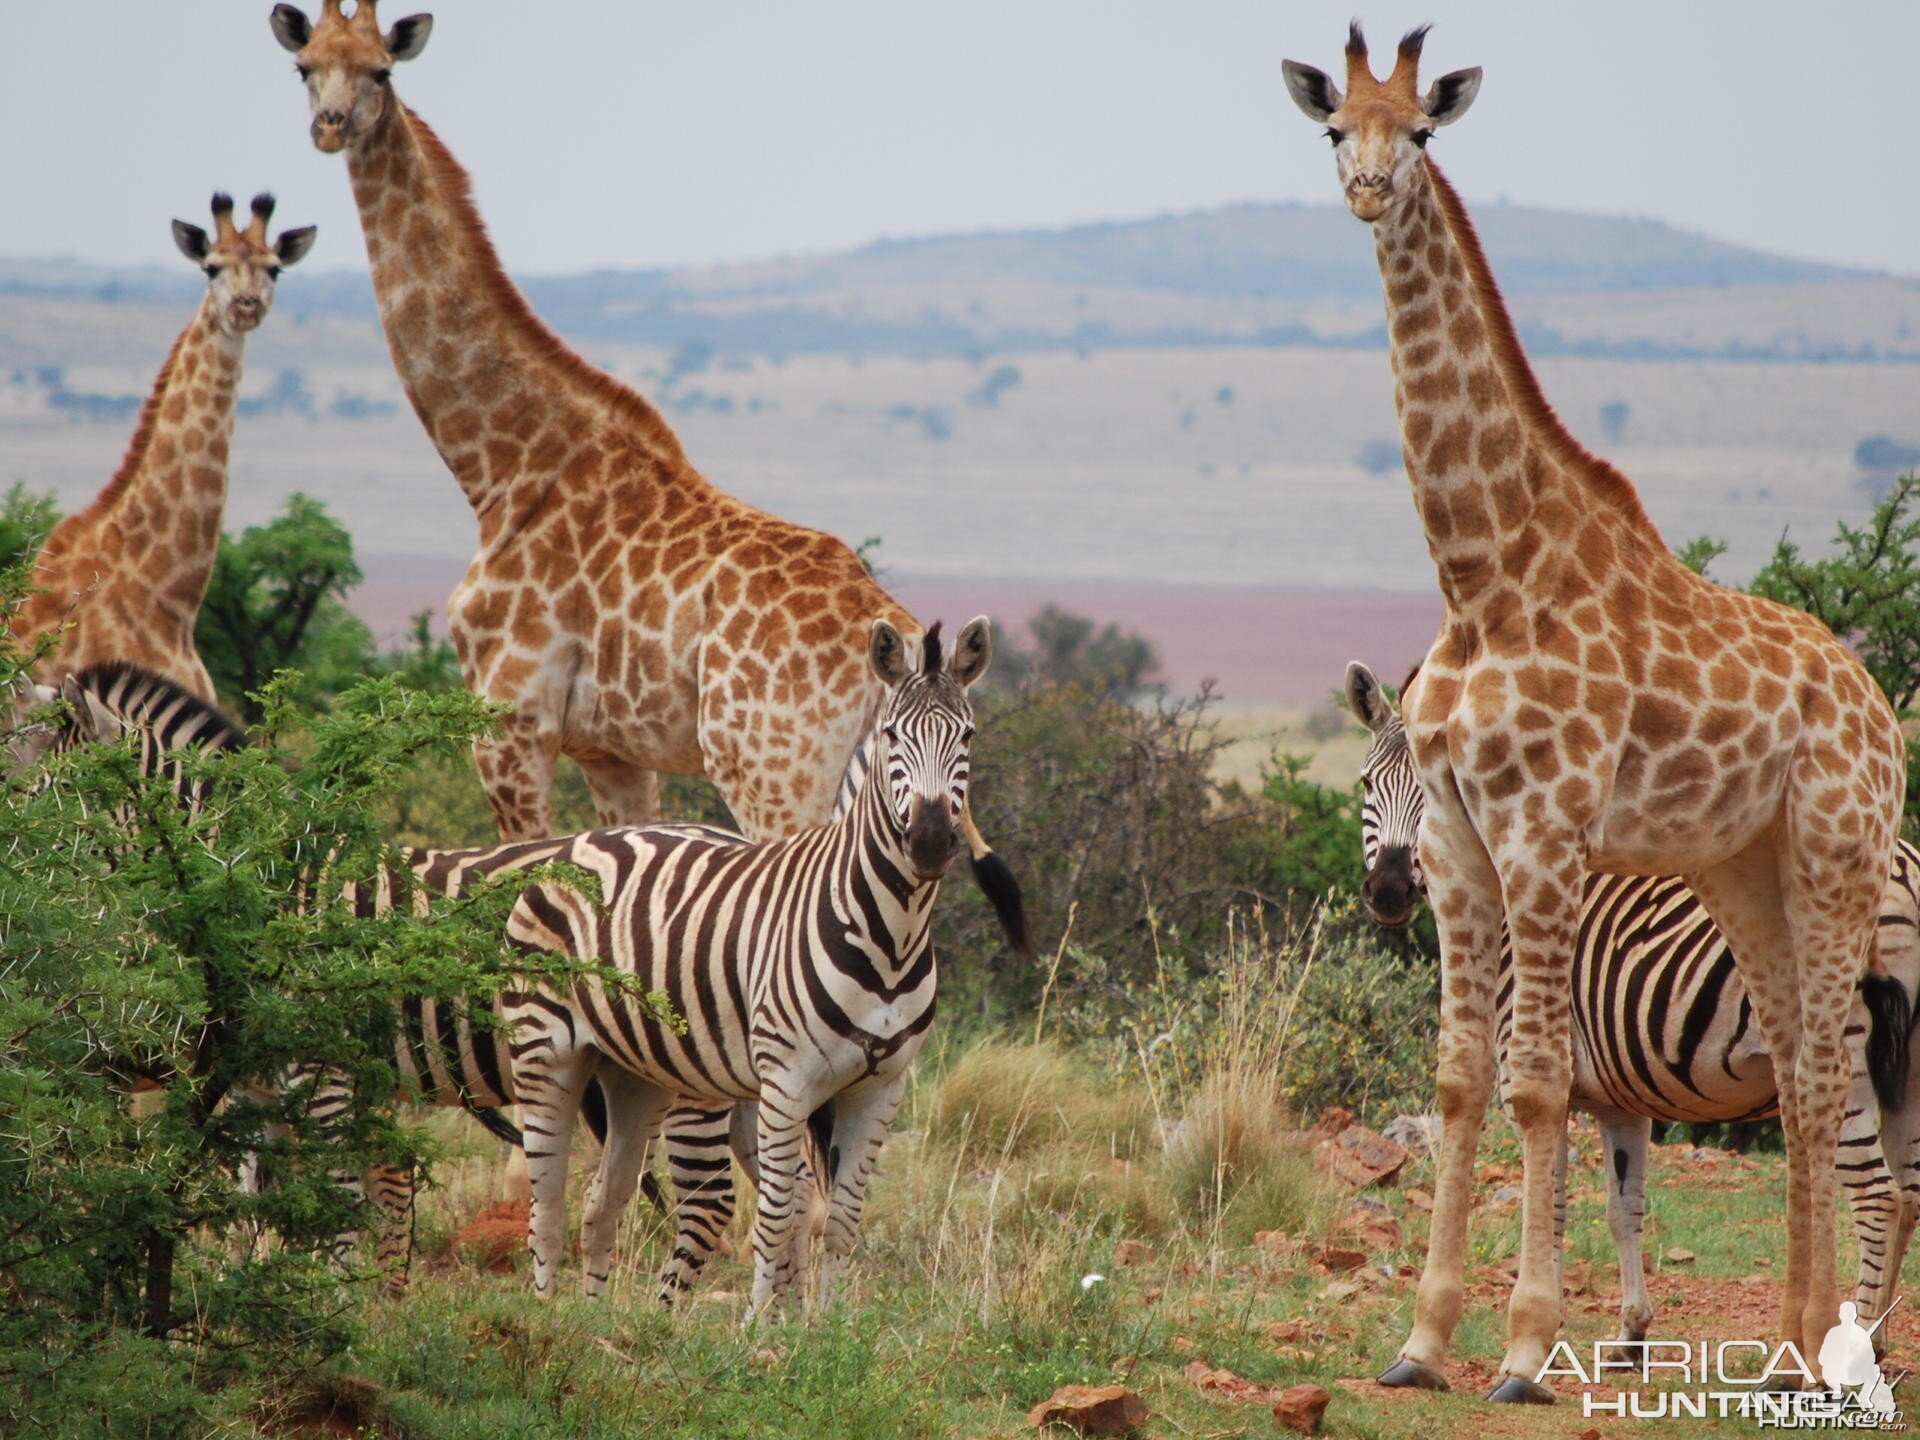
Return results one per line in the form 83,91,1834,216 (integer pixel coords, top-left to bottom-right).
1377,1358,1450,1391
1486,1374,1556,1405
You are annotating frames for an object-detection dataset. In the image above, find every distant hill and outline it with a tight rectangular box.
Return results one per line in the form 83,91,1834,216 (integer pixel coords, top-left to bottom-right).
0,198,1892,360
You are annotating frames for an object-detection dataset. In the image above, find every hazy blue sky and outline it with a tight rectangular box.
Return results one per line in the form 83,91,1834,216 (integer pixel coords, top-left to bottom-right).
5,1,1915,277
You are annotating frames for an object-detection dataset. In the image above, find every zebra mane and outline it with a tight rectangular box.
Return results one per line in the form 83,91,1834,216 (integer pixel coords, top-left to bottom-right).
920,620,945,676
65,662,246,752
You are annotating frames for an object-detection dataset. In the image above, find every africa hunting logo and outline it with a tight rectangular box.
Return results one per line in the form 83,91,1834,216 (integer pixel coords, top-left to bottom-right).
1536,1298,1904,1427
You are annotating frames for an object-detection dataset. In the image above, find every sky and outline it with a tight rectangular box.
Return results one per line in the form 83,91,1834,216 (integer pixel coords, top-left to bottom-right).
4,1,1916,279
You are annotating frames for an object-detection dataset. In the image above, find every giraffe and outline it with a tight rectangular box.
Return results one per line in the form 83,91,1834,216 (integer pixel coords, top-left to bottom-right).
1282,24,1906,1402
268,0,936,846
13,194,316,698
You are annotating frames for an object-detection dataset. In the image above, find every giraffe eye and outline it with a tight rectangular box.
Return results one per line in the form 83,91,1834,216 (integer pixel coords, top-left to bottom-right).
266,266,283,280
373,68,393,85
1411,129,1433,149
1324,127,1345,146
203,264,221,279
295,63,312,81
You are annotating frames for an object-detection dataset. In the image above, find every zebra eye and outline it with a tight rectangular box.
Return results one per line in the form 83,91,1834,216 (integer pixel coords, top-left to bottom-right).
882,725,899,743
961,728,975,745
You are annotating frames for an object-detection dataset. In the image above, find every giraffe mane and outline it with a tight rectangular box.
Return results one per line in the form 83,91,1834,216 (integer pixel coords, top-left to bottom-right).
400,106,688,465
1423,162,1661,538
73,325,195,527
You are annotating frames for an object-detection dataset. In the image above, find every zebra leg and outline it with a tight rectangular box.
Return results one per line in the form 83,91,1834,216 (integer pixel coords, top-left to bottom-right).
745,1077,819,1325
1837,1017,1901,1348
816,1074,908,1313
577,1067,672,1299
655,1102,742,1306
1595,1112,1654,1344
508,1022,600,1300
367,1163,416,1296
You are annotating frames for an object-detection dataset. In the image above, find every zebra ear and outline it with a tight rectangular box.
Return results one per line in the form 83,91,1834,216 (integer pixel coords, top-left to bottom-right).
869,619,913,686
948,616,992,689
59,677,125,744
1344,661,1392,733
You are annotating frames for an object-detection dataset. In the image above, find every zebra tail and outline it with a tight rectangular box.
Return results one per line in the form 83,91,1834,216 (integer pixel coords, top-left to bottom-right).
1862,971,1914,1114
962,808,1034,957
468,1104,524,1149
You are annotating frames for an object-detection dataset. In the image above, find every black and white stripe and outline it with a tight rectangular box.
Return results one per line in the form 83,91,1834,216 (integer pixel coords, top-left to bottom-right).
1345,659,1920,1342
502,616,992,1318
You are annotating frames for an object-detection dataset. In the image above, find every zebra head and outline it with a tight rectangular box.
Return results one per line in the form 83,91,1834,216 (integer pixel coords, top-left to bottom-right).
1343,660,1425,928
1,674,125,778
3,664,241,791
868,616,992,882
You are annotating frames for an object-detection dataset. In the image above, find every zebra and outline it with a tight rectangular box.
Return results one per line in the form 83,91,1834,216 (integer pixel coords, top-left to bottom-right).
2,663,753,1292
500,616,991,1319
1342,659,1920,1345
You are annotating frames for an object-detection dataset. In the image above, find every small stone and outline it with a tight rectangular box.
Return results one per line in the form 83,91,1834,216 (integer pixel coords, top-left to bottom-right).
1273,1383,1332,1434
1027,1383,1148,1435
1318,1124,1410,1188
1665,1247,1696,1265
1490,1185,1522,1205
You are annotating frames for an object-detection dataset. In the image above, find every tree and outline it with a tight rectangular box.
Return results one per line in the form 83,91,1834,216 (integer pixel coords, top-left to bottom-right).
987,605,1160,702
1746,473,1920,713
0,481,58,568
196,494,370,721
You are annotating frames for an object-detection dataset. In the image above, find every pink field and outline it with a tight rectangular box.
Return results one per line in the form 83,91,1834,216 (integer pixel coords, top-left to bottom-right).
351,557,1443,708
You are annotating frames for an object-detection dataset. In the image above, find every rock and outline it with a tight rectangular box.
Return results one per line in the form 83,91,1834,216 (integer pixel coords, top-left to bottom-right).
451,1200,528,1273
1490,1184,1522,1205
1382,1113,1442,1154
1027,1384,1148,1435
1315,1105,1355,1136
1666,1247,1696,1264
1113,1239,1155,1267
1318,1125,1410,1188
1273,1383,1332,1434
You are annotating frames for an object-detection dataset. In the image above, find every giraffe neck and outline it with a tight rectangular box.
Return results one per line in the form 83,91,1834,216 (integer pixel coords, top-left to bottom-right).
344,100,687,536
77,296,245,618
1372,161,1663,612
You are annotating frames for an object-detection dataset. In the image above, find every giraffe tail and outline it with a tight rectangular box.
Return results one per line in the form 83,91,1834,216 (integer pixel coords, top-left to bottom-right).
1862,970,1914,1114
961,805,1034,957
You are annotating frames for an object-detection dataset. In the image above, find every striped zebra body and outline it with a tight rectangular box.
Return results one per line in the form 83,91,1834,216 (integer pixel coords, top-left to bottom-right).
1345,660,1920,1343
502,617,991,1318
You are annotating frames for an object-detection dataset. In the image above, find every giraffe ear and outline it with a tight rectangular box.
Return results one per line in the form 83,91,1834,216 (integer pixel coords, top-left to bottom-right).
172,221,210,265
1344,661,1392,733
1282,60,1342,123
1422,67,1482,126
269,5,311,54
274,226,318,267
948,617,993,690
385,14,434,62
869,619,913,687
59,677,124,745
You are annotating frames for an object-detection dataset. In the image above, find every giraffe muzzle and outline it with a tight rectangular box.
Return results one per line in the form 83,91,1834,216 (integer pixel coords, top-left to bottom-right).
1346,175,1393,222
312,112,350,152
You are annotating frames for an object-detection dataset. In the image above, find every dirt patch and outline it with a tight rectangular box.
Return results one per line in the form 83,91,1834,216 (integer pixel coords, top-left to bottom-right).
451,1198,529,1274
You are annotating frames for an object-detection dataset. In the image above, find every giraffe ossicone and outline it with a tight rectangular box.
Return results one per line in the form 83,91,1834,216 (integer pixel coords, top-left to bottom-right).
1286,22,1905,1403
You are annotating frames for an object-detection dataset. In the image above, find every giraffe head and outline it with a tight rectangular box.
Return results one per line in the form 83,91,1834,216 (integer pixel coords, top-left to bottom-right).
1343,660,1425,928
270,0,433,154
171,193,316,339
868,617,992,882
1282,23,1481,223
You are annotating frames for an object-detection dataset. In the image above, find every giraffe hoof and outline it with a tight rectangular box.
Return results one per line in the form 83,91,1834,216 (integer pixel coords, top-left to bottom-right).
1485,1374,1555,1405
1377,1358,1450,1391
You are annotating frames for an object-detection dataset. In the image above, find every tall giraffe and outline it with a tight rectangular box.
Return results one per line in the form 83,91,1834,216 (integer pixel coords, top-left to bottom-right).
1283,25,1905,1402
269,0,924,845
14,194,316,697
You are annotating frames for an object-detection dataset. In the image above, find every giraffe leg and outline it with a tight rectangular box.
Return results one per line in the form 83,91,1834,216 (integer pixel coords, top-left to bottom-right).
656,1101,742,1306
1383,801,1503,1391
577,1068,671,1300
1488,847,1582,1403
473,707,561,843
816,1075,908,1313
1594,1111,1654,1345
577,754,662,829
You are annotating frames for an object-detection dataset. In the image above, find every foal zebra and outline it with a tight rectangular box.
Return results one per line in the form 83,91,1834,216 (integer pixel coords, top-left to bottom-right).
1344,660,1920,1343
502,617,991,1319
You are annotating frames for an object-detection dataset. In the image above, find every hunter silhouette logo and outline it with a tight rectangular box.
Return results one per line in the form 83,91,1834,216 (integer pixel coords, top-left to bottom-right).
1536,1296,1906,1425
